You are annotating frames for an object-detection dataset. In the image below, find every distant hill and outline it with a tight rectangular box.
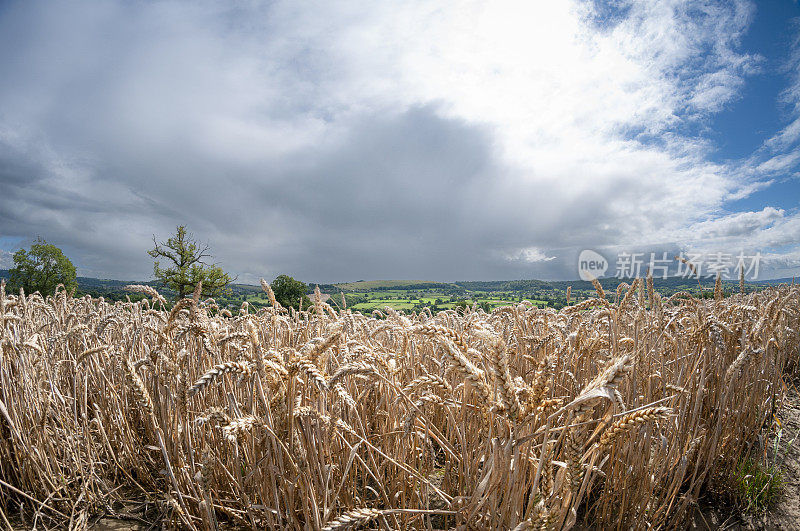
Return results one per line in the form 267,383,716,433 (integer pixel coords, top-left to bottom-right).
756,277,797,284
455,279,556,292
333,280,453,291
1,269,152,288
456,275,794,293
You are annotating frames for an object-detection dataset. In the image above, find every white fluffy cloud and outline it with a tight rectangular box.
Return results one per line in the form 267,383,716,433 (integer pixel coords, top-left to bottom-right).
687,207,785,240
0,0,797,281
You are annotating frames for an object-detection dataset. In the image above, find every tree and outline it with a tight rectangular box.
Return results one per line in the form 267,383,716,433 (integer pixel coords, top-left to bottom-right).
270,275,311,310
8,237,77,295
149,226,234,300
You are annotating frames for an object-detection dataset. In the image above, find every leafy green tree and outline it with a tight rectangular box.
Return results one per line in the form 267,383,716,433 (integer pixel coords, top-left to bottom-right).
271,275,311,310
8,237,77,295
149,225,234,300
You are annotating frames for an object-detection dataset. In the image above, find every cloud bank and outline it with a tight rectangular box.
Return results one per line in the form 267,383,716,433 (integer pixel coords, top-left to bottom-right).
0,0,799,282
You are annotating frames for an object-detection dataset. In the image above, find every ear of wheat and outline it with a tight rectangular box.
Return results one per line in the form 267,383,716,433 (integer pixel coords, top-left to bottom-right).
189,361,254,396
322,508,383,531
0,281,796,530
598,407,672,448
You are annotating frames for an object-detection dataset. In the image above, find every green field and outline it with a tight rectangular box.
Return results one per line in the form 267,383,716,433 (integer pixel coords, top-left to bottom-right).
218,286,528,313
3,268,776,315
345,289,547,312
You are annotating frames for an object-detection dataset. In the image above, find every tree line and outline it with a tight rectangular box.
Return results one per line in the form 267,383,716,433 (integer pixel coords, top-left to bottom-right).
3,226,310,310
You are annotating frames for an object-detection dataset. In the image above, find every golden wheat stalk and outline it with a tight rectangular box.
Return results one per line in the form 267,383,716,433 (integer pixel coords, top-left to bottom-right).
123,285,167,306
401,374,452,396
740,264,745,294
291,357,329,391
512,500,550,530
221,415,262,442
328,361,378,386
124,358,154,419
188,361,253,397
321,508,383,531
598,406,672,448
437,338,491,404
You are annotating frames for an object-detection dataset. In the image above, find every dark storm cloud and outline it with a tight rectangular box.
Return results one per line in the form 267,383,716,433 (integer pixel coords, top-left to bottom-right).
0,0,580,283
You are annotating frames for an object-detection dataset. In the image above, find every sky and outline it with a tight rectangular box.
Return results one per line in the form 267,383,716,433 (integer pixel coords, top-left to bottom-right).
1,0,800,283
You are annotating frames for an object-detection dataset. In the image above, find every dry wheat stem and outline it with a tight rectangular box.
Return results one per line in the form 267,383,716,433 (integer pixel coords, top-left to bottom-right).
0,283,796,530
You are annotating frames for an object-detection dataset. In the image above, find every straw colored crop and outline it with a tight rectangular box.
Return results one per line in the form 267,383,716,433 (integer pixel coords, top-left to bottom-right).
0,279,797,529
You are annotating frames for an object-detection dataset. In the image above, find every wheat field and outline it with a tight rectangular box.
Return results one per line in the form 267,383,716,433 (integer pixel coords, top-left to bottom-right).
0,279,798,530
